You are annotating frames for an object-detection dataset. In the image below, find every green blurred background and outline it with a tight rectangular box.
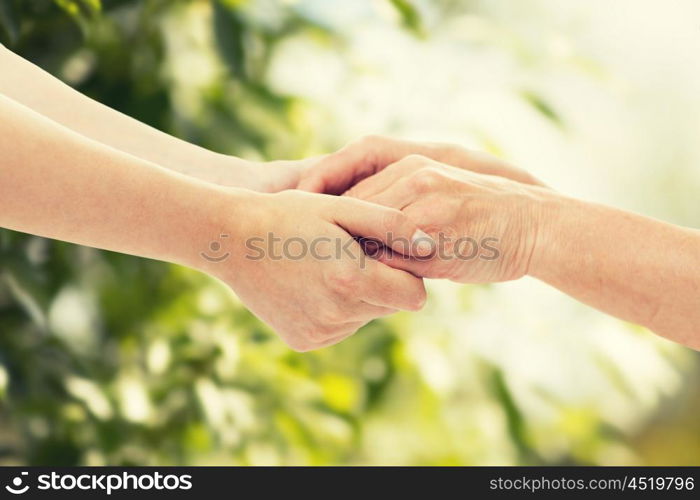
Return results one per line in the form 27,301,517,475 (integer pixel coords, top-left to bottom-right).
1,0,699,465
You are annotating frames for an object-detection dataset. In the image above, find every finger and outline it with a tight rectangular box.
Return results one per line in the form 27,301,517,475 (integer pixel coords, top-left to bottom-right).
345,157,424,202
358,258,427,311
345,174,392,202
299,135,546,195
297,141,379,195
299,136,427,195
332,197,435,257
361,177,419,211
368,244,439,280
296,164,330,193
447,149,547,187
376,139,541,187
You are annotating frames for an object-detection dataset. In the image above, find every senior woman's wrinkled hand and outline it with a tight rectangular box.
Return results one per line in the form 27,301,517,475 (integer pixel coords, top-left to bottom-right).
344,153,700,351
345,154,552,284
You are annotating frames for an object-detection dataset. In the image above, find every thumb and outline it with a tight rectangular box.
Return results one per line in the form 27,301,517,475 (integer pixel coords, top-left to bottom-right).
331,198,435,258
296,155,331,193
297,154,359,195
298,138,386,194
297,175,325,193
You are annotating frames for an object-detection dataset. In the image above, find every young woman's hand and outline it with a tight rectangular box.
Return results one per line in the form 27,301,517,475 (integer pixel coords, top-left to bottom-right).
0,93,432,353
202,190,433,351
298,135,545,195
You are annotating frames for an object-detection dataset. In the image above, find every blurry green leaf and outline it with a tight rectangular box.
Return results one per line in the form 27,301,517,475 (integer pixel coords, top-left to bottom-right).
389,0,424,37
183,422,211,452
52,0,100,36
53,0,81,17
489,367,539,464
2,258,50,330
53,0,100,16
79,0,101,13
0,0,20,45
319,373,361,414
593,352,637,400
521,90,565,128
2,0,693,468
212,0,247,79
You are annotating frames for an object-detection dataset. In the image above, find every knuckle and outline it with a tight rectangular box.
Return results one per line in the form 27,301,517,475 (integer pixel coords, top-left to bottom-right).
317,304,345,326
343,135,386,169
356,134,384,148
327,265,359,295
359,134,383,145
348,135,384,159
381,209,407,234
409,167,443,193
440,143,467,161
400,154,430,168
383,160,406,176
395,176,415,194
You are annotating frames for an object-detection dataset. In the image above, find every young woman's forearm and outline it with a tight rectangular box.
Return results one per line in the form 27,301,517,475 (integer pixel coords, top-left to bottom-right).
530,195,700,349
0,93,432,351
0,93,250,270
0,45,268,190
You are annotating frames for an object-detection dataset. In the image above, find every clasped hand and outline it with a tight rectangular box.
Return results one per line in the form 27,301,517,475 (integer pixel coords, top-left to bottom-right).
213,136,550,351
3,48,696,352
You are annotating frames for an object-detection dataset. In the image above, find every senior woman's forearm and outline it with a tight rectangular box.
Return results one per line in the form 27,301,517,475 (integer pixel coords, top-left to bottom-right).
529,193,700,349
0,93,250,270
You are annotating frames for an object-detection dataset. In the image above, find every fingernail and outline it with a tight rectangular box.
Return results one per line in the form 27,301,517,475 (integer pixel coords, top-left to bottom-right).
412,229,435,256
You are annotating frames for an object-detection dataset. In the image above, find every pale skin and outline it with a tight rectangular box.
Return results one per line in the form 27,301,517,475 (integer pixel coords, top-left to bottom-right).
2,43,698,351
301,137,700,350
0,44,302,192
0,95,432,352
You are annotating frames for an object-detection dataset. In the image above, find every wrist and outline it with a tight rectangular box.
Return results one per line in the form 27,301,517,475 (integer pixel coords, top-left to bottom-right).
174,184,266,277
248,159,304,193
526,190,579,281
203,153,262,190
205,155,303,192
